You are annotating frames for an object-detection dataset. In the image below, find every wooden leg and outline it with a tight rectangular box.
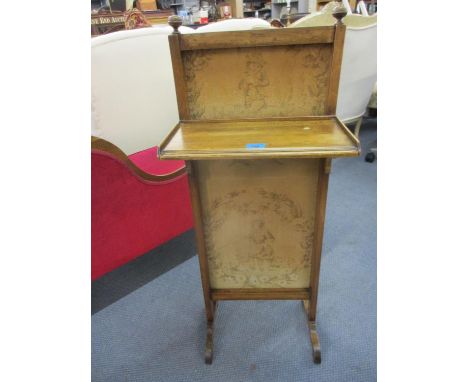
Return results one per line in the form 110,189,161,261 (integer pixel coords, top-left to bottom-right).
354,117,363,138
205,320,214,364
308,321,321,364
205,301,217,364
303,300,321,364
187,162,216,322
306,158,329,363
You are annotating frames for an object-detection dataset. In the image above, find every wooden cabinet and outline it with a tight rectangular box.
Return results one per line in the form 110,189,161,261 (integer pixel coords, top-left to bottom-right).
161,11,358,364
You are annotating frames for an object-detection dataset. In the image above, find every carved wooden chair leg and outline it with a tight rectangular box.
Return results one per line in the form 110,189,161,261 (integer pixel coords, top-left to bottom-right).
204,301,217,364
205,319,214,364
302,300,321,364
308,321,321,364
354,117,363,138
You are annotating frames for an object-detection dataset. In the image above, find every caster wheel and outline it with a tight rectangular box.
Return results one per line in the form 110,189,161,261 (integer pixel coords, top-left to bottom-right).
365,152,376,163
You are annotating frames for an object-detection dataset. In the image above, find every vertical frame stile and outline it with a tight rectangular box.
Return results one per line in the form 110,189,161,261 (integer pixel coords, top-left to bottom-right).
309,11,347,323
325,23,346,115
168,33,190,120
186,161,215,321
308,10,346,324
308,158,331,321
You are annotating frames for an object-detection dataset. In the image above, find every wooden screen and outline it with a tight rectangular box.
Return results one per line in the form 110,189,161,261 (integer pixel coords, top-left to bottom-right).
166,18,348,363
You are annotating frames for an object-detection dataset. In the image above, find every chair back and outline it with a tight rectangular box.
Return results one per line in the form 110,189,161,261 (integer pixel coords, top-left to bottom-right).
92,26,194,154
291,13,377,121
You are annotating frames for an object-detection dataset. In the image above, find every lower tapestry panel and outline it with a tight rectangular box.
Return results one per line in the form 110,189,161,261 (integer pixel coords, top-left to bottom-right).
196,159,319,289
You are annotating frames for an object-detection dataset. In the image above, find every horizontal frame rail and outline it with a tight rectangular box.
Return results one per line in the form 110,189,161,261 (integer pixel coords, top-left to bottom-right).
178,27,335,51
211,288,310,301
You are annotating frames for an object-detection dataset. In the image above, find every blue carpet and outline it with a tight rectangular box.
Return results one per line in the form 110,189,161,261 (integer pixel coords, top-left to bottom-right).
92,121,376,382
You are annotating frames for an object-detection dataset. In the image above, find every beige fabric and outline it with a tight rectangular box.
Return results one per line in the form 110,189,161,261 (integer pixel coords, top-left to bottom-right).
197,159,319,289
182,44,333,119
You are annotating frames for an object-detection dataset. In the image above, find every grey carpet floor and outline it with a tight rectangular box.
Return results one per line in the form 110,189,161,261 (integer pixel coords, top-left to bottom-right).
92,119,376,382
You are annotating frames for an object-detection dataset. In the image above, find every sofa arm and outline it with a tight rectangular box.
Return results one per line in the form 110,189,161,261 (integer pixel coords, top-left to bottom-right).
91,136,186,182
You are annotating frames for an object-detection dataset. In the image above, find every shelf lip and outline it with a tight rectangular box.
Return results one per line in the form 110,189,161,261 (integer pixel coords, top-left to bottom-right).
160,147,360,160
158,116,361,160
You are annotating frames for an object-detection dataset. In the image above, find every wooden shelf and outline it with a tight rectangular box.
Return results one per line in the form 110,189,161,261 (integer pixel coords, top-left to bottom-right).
159,116,360,160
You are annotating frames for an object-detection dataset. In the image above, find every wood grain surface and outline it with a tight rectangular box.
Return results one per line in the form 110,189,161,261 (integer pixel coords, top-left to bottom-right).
178,27,335,51
159,117,360,160
164,21,351,364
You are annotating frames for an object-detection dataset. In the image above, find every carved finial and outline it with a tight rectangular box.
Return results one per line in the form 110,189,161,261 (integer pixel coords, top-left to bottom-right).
332,1,347,25
168,15,183,34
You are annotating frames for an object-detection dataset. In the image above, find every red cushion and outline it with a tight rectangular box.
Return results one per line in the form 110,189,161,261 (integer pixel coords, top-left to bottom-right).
91,150,193,280
128,146,185,176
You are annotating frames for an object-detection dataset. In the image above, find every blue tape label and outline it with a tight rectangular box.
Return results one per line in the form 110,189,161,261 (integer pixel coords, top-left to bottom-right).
246,143,266,149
